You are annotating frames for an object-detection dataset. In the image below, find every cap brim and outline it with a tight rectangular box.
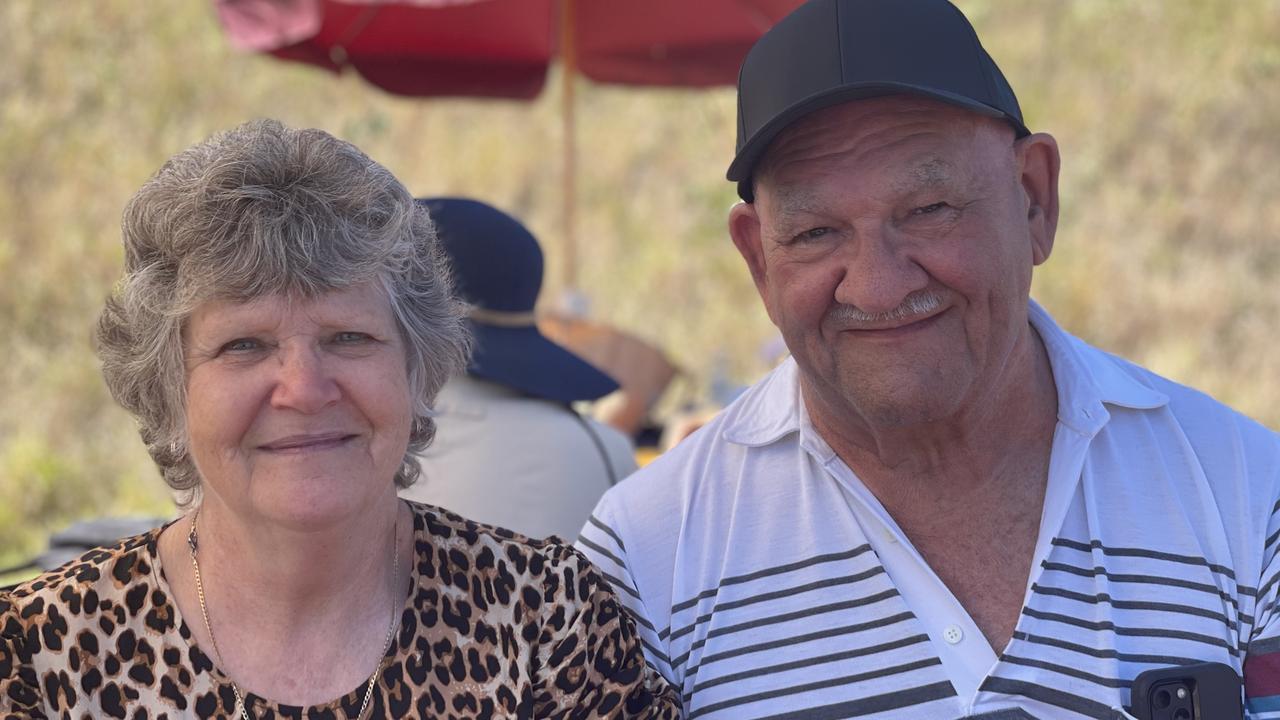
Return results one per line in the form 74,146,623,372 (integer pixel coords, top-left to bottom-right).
467,324,620,403
728,82,1029,202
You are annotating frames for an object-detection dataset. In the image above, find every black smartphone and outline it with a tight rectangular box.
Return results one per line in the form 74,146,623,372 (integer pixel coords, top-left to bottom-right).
1128,662,1243,720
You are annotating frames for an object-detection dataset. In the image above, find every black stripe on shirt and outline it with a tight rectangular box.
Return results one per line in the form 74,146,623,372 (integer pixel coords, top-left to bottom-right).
687,663,951,720
669,545,875,616
668,566,886,643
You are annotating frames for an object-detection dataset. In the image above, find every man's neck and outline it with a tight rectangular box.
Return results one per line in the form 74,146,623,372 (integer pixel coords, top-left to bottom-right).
803,322,1059,651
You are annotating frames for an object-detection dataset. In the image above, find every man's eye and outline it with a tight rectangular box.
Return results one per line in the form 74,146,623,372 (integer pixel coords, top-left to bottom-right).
793,227,832,243
913,202,949,215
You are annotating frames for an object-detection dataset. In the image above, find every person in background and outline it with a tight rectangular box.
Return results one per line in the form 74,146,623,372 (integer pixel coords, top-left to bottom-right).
400,197,637,540
0,120,677,718
576,0,1280,717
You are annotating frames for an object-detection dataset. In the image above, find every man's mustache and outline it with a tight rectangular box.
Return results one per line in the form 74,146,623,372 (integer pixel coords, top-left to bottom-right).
825,291,945,325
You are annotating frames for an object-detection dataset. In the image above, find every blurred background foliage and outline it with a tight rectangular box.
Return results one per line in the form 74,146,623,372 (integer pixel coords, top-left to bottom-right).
0,0,1277,578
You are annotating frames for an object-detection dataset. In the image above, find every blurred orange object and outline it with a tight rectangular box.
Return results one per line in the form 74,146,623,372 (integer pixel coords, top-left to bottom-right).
539,314,678,438
634,446,662,468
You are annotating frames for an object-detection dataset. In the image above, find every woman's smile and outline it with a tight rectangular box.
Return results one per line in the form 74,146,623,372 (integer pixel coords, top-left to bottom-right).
257,432,358,453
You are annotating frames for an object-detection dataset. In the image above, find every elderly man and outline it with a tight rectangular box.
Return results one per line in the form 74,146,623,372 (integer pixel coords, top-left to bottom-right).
576,1,1280,718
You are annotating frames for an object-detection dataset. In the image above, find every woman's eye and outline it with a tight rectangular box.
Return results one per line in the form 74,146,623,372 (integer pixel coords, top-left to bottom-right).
333,331,372,344
220,338,261,353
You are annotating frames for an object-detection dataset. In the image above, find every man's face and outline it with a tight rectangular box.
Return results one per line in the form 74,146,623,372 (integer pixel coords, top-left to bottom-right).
729,96,1058,432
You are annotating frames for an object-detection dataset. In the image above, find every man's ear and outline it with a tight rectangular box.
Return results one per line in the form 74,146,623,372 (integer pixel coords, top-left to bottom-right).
1016,132,1060,266
729,201,770,304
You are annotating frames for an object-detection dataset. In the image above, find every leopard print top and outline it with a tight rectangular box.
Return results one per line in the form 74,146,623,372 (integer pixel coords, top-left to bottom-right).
0,502,679,719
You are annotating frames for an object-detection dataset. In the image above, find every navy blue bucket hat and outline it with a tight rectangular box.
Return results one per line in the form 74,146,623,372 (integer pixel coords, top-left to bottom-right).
418,197,619,403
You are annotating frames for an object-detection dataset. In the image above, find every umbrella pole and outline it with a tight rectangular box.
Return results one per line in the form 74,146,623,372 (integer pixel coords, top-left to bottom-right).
560,0,578,292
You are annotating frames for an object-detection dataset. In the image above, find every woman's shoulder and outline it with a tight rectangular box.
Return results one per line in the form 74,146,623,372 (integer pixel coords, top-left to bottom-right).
403,500,679,717
409,500,586,558
2,526,166,634
407,500,598,592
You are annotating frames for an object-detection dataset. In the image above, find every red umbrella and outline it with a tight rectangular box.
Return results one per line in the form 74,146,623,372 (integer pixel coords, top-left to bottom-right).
215,0,803,287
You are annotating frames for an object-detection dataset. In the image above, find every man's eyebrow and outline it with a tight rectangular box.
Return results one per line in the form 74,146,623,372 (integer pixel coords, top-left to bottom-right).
768,184,824,220
895,157,955,193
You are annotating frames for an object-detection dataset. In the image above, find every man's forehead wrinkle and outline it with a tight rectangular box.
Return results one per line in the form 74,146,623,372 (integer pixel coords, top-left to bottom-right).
766,154,958,215
767,119,968,182
756,102,1003,219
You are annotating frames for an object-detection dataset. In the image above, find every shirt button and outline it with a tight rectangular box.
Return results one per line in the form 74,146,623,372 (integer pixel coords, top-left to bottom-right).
943,625,964,644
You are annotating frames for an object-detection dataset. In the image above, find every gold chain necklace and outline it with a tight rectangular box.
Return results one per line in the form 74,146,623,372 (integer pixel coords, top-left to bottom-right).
187,507,400,720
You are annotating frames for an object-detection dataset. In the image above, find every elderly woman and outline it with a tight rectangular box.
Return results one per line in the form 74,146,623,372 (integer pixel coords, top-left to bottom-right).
0,119,677,719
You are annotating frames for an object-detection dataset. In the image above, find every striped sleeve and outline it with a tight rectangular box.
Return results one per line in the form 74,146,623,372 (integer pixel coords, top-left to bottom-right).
576,504,677,687
1246,494,1280,718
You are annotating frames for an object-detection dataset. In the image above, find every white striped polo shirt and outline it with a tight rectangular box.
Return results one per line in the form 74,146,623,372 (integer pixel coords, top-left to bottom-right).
577,302,1280,719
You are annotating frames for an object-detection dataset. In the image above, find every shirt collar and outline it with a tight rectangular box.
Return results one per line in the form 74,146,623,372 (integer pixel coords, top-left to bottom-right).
721,301,1169,448
1029,300,1168,434
722,357,805,447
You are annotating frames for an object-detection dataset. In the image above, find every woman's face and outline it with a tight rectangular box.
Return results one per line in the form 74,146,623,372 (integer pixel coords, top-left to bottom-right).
183,282,412,528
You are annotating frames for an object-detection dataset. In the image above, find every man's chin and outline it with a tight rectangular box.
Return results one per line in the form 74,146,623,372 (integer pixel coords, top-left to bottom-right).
832,376,967,430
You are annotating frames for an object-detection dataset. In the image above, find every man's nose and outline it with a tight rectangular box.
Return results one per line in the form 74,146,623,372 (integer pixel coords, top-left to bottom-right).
270,345,341,413
832,225,929,315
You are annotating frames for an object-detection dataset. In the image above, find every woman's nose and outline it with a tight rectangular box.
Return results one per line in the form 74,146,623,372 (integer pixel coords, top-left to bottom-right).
270,345,341,413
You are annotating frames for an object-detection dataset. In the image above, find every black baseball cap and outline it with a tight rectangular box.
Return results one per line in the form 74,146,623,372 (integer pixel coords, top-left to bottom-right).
728,0,1029,202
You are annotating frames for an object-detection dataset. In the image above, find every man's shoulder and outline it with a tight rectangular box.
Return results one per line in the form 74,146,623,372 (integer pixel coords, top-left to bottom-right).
1068,331,1280,466
1092,339,1271,425
593,361,802,519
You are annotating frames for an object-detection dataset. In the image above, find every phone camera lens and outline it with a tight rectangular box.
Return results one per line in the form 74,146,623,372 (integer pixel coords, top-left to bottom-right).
1154,689,1172,709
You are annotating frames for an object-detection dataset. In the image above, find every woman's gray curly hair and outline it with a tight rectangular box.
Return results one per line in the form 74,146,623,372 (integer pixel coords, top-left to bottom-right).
96,118,471,493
